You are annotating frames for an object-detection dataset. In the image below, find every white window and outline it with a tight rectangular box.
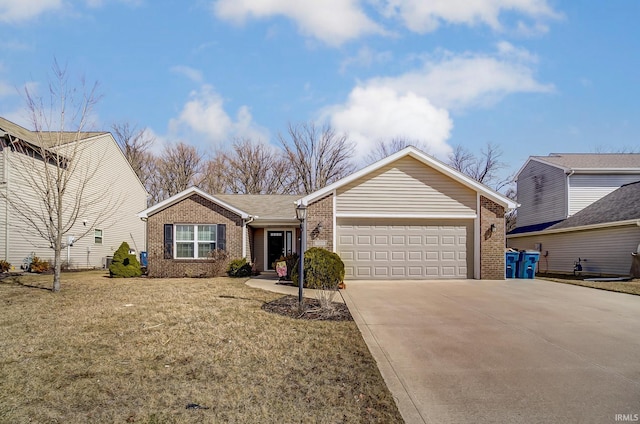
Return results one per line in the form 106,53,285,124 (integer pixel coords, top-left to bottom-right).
94,229,103,244
175,224,217,259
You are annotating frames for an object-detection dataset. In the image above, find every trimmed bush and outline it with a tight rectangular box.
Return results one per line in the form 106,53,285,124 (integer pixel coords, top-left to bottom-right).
109,242,142,278
29,256,50,273
227,258,252,278
0,260,11,273
291,247,345,289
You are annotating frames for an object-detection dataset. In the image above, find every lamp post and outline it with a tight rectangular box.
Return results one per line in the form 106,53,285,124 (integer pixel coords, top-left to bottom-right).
295,204,307,309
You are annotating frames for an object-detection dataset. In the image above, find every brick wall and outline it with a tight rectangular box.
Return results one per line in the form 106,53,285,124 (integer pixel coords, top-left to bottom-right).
147,194,244,277
480,196,506,280
306,194,333,251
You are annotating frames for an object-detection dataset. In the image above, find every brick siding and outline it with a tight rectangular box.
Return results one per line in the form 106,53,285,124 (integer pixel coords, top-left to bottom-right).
480,196,506,279
147,194,243,277
306,194,334,251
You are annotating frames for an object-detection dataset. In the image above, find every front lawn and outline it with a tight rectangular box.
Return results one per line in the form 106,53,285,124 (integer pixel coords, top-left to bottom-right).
537,273,640,296
0,271,402,423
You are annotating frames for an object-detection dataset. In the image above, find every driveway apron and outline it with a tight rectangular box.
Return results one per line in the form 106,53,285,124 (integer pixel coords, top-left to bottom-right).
342,279,640,424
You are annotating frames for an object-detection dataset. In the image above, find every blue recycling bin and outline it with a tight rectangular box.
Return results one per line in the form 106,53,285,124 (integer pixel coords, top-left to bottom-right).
140,251,148,267
505,251,519,278
517,251,540,279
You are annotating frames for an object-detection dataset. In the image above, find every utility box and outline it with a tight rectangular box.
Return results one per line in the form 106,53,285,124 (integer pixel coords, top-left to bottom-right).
505,251,519,279
517,251,540,279
140,251,148,268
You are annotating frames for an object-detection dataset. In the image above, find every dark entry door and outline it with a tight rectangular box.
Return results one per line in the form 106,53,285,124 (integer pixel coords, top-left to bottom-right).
267,231,285,270
267,230,293,269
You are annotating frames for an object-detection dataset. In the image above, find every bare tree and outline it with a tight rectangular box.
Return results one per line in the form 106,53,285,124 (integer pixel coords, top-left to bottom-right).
447,142,513,192
365,137,431,164
112,122,155,186
279,122,355,194
222,138,292,194
198,151,231,195
0,61,120,292
153,141,203,201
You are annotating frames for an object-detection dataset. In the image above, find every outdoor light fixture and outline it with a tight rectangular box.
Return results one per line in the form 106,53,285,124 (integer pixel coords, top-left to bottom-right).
295,204,308,308
490,223,497,233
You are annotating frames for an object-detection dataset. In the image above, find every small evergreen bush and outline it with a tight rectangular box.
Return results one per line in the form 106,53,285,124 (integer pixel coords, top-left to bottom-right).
109,242,142,278
227,258,252,278
291,247,345,289
0,260,11,273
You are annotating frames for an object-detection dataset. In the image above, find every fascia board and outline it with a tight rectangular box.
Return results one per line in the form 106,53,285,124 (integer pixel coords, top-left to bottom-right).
138,187,249,219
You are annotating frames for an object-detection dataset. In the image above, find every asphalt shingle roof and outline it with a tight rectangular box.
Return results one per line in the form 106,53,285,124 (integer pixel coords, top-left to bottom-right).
0,116,105,148
214,194,299,220
547,180,640,230
533,153,640,170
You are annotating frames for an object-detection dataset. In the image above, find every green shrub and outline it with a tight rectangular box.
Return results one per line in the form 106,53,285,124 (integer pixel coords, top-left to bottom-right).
29,256,50,273
109,242,142,278
0,260,11,273
227,258,252,278
291,247,345,289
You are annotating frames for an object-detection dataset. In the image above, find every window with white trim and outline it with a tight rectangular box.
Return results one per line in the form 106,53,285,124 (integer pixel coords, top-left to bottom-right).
175,224,217,258
94,229,103,244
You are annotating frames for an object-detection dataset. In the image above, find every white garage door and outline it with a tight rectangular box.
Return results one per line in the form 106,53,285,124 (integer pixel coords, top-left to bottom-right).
337,219,473,280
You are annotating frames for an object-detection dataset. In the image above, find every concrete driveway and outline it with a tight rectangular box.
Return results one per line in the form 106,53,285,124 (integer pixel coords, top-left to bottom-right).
342,279,640,424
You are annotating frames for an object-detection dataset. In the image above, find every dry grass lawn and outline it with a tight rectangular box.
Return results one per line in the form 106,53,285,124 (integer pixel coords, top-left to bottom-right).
0,271,403,423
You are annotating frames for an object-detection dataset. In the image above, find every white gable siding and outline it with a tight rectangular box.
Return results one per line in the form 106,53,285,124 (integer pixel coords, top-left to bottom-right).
516,160,567,228
508,225,640,276
1,134,146,269
568,174,640,216
336,156,476,217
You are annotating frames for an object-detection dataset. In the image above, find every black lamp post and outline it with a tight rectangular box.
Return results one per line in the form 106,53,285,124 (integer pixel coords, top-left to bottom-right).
295,204,307,308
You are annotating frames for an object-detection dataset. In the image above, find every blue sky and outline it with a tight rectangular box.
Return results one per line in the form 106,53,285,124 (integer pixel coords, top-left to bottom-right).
1,1,639,181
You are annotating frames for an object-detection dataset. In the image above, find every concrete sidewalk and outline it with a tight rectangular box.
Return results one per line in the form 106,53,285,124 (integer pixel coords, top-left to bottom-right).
246,274,345,303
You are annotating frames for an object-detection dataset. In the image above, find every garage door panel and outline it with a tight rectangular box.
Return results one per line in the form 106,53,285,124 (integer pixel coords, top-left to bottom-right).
338,218,472,280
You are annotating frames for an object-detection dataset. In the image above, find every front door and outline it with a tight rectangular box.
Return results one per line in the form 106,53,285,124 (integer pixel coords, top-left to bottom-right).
267,230,293,269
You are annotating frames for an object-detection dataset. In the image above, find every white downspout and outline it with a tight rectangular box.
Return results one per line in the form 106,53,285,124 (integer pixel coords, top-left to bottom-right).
566,170,574,217
242,216,255,259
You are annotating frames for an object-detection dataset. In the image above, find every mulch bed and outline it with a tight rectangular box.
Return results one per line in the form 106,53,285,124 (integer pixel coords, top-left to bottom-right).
262,295,353,321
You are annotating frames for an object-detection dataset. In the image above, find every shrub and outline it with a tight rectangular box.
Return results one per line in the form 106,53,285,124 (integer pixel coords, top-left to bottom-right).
29,256,50,273
0,260,11,273
209,249,230,277
291,247,345,290
227,258,252,278
109,242,142,278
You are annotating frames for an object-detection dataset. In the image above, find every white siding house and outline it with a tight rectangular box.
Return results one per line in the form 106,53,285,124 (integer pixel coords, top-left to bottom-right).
513,154,640,232
0,117,147,270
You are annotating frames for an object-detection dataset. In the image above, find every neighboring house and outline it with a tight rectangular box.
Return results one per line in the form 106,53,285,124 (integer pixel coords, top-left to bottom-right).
0,117,147,269
512,153,640,233
508,181,640,276
139,147,517,280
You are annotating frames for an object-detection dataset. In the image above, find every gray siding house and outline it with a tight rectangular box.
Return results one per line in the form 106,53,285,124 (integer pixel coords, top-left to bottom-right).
0,117,147,270
508,153,640,276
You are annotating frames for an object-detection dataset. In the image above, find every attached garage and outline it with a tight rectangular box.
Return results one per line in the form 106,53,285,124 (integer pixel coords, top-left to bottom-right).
298,147,517,280
337,218,473,279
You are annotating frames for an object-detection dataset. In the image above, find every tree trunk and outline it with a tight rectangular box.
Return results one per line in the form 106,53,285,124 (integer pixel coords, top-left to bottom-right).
53,240,61,292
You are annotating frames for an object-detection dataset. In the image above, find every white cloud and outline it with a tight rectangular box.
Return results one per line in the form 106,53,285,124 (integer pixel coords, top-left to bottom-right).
169,85,268,145
324,43,552,159
368,45,553,111
0,0,63,22
170,65,204,84
212,0,385,46
379,0,558,33
324,85,453,158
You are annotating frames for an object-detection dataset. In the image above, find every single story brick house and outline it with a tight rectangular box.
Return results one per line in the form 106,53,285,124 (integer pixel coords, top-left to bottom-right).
138,147,517,279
